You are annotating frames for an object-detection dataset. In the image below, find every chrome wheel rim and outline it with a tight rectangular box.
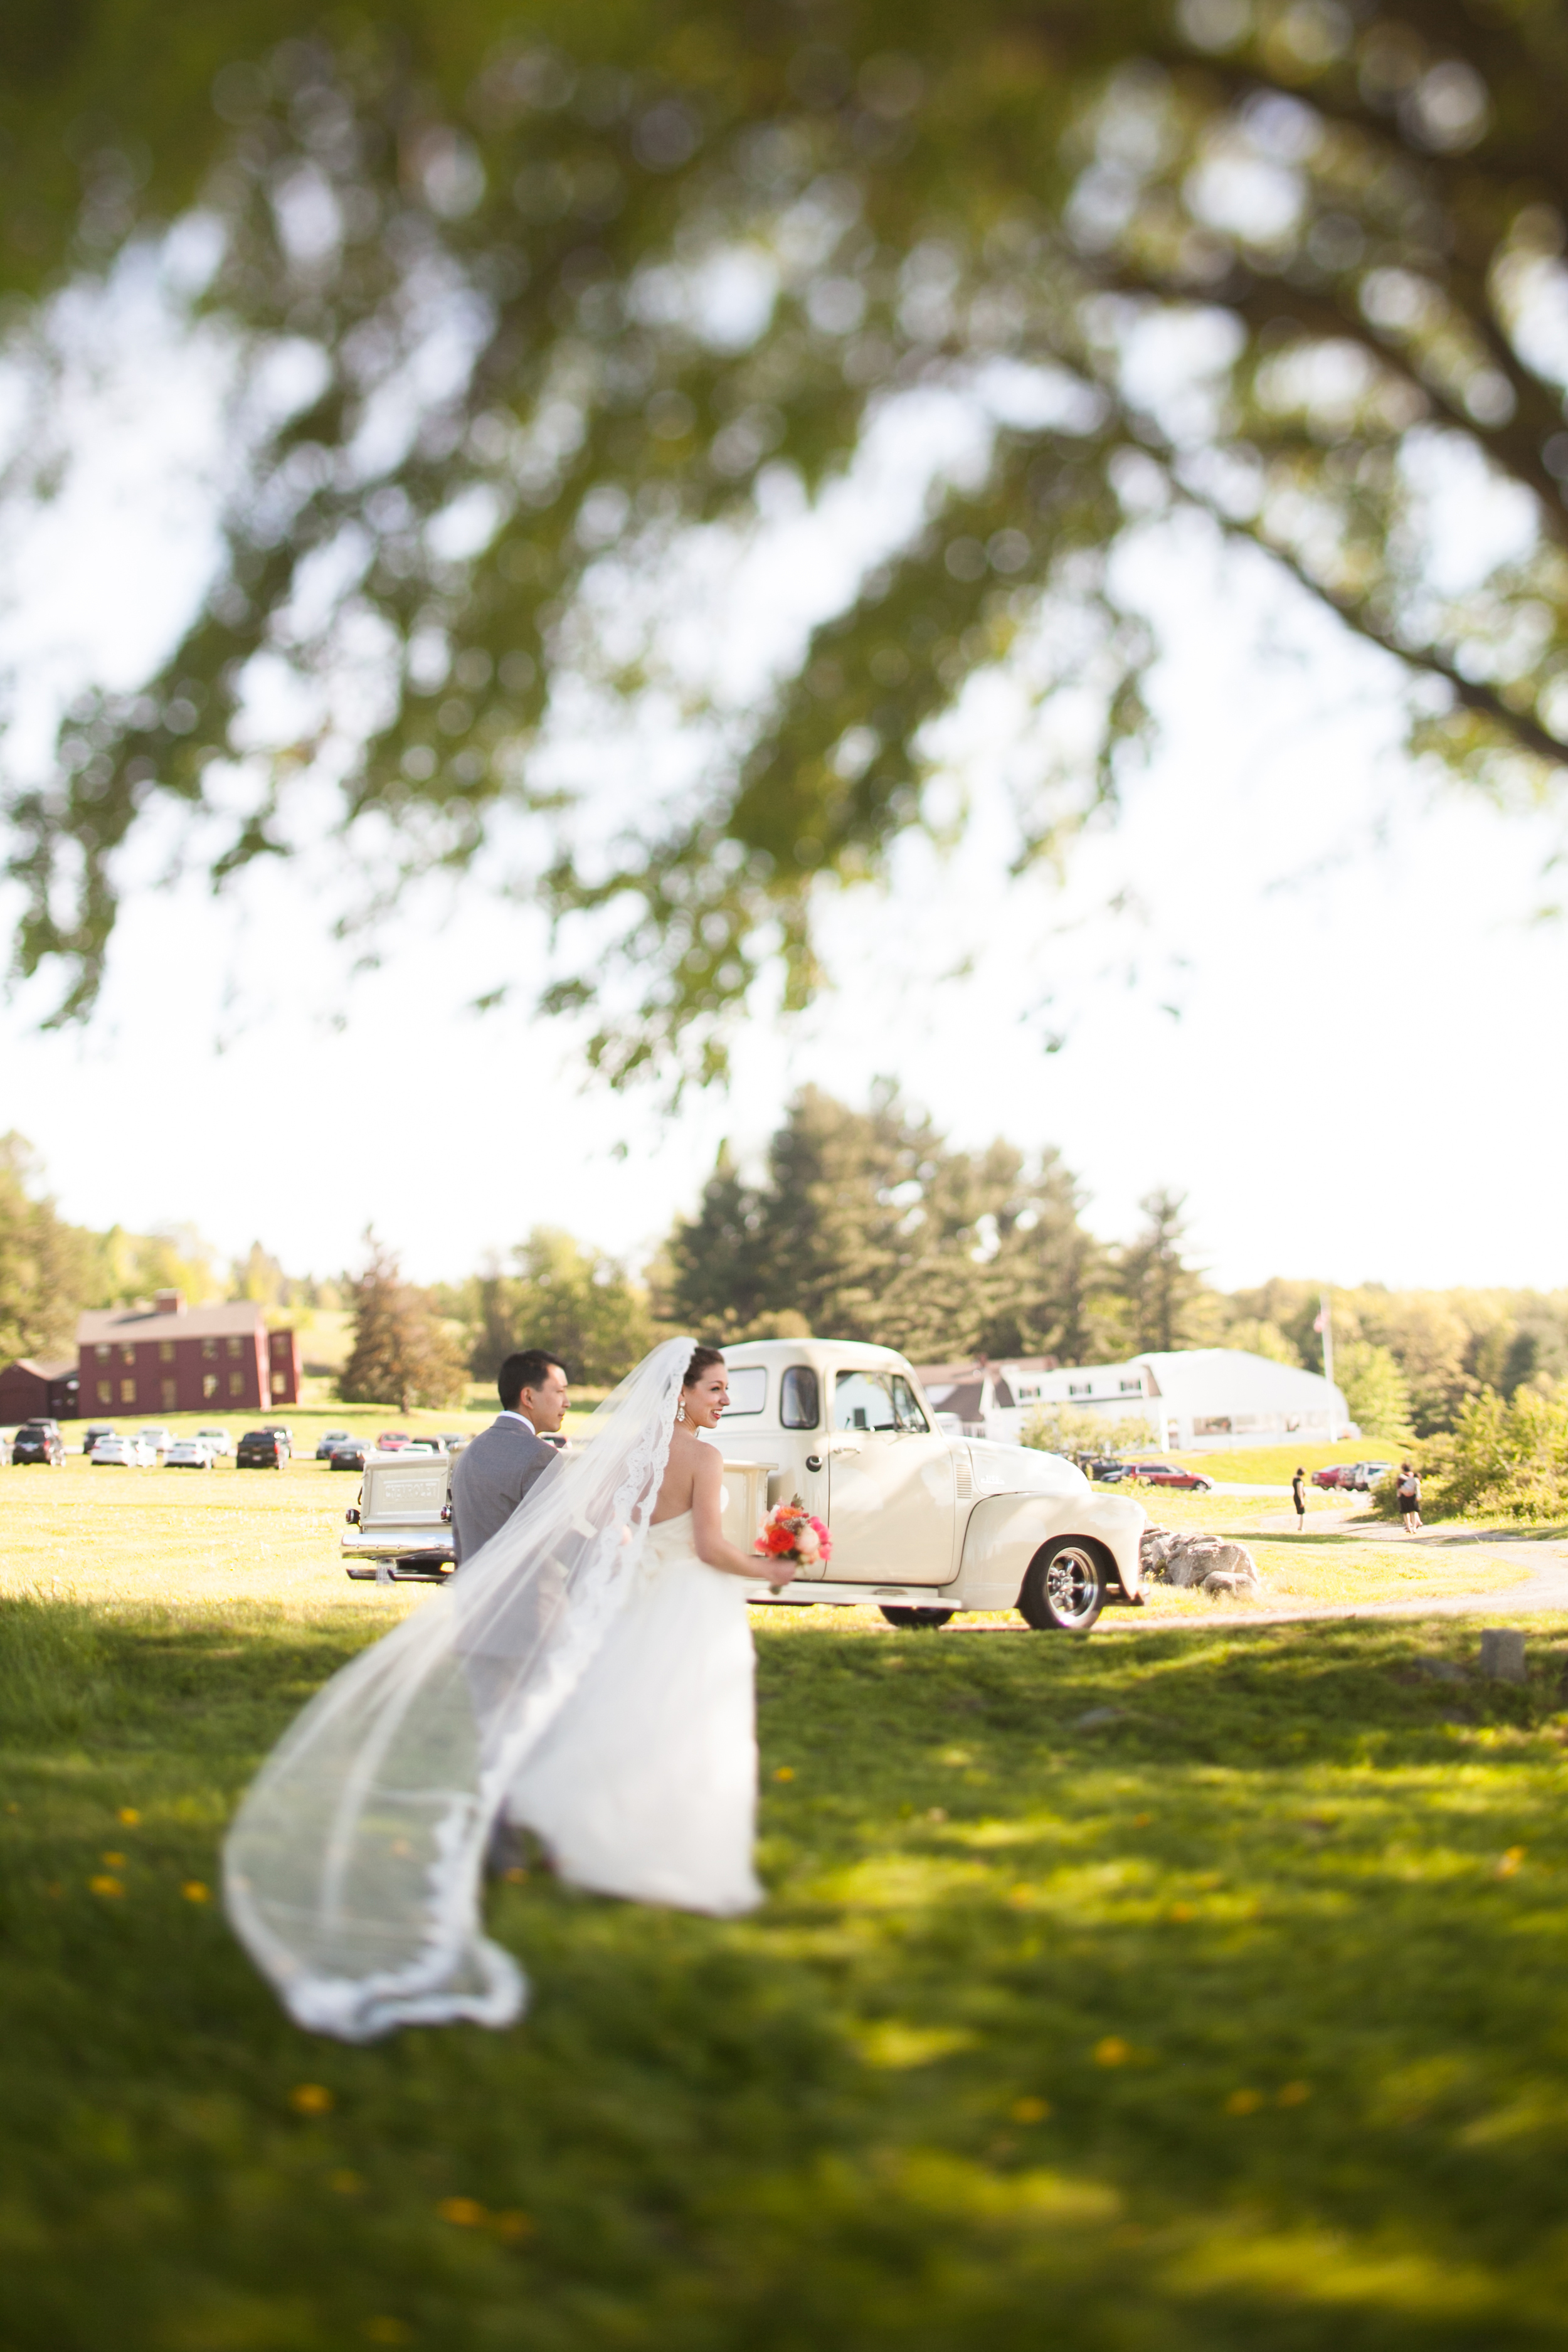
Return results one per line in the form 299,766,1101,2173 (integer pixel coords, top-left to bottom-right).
1044,1545,1099,1627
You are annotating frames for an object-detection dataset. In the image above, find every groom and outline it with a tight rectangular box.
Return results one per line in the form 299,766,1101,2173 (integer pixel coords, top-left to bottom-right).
450,1349,569,1567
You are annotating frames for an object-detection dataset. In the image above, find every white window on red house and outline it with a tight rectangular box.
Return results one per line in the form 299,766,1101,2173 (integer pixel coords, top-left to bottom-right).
228,1370,243,1399
97,1381,112,1405
161,1380,177,1411
120,1379,136,1405
202,1374,218,1401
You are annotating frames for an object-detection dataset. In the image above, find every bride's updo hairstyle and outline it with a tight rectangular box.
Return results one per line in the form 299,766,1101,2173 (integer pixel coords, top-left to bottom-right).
684,1344,726,1388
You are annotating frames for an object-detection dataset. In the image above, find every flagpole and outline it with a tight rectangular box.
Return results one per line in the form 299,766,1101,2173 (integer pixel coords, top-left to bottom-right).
1318,1288,1338,1443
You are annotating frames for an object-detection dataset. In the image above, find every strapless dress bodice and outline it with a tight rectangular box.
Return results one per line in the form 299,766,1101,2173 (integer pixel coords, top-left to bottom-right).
645,1508,696,1564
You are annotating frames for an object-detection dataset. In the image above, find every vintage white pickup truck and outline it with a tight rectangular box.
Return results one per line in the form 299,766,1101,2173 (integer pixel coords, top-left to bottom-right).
343,1338,1145,1633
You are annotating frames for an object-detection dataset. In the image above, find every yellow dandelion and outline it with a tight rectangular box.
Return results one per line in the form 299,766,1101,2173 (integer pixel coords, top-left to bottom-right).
289,2084,334,2115
1496,1845,1527,1878
4,1801,19,1816
117,1807,141,1826
1277,2081,1311,2106
1132,1812,1152,1828
1169,1901,1195,1922
494,2210,534,2241
1008,1885,1032,1908
102,1851,126,1868
363,2321,410,2345
89,1875,124,1899
1226,2088,1263,2116
182,1881,210,1903
1009,2096,1049,2124
773,1766,795,1782
1093,2037,1131,2068
437,2196,487,2228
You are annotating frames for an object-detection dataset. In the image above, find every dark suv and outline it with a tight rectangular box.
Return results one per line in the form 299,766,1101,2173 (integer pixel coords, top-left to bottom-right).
236,1428,289,1470
11,1420,66,1466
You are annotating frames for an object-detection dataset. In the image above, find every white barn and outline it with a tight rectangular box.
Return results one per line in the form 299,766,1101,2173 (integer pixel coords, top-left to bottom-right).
988,1349,1350,1451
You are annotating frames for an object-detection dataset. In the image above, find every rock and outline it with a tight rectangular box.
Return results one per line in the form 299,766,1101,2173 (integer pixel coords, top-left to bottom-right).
1411,1656,1469,1683
1480,1627,1527,1683
1138,1525,1180,1574
1202,1567,1261,1597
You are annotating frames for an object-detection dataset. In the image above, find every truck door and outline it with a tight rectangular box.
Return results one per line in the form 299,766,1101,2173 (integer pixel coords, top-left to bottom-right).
827,1369,956,1586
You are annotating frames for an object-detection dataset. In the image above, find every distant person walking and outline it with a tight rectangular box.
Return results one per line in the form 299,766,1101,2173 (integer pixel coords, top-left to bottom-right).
1396,1461,1422,1534
1291,1466,1306,1532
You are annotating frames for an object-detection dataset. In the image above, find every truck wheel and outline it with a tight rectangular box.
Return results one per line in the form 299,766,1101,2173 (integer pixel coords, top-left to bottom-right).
879,1606,955,1629
1019,1541,1107,1633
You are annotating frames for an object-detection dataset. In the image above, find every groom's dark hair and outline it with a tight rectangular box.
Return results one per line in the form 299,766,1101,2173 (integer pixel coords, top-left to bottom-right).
499,1351,568,1411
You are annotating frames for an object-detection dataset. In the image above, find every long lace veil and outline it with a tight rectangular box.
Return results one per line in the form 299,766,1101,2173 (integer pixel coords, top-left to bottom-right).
224,1335,696,2042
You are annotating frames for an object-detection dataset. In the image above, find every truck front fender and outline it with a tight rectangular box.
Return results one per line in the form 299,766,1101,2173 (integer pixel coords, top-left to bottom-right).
946,1491,1145,1610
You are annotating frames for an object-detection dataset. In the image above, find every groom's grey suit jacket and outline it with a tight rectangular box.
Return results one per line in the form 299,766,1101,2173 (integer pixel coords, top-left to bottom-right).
450,1414,559,1567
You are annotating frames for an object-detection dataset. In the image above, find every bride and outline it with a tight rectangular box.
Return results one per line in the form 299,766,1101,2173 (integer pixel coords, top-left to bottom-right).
224,1338,793,2040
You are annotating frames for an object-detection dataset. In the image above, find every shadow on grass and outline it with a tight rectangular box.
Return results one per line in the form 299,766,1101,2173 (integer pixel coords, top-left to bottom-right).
4,1597,1568,2350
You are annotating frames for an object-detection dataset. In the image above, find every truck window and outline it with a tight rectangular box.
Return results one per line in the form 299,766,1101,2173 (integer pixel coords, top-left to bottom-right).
834,1371,898,1432
891,1376,930,1432
780,1366,819,1429
721,1367,767,1416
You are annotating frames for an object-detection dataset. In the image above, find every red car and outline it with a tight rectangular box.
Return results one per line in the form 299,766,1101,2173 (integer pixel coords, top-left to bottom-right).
376,1431,411,1451
1130,1462,1215,1492
1311,1465,1355,1490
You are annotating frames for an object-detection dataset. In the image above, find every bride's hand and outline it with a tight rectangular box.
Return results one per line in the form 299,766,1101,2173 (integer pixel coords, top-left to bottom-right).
753,1550,797,1589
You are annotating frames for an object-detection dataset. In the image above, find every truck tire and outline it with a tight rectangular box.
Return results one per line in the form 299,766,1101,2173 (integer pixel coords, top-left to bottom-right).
879,1606,955,1629
1019,1540,1107,1633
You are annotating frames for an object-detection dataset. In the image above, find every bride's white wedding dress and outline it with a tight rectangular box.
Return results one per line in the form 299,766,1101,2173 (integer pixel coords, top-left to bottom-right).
506,1508,762,1915
223,1339,763,2041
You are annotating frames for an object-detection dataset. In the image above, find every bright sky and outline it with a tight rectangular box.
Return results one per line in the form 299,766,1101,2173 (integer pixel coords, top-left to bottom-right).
3,241,1565,1298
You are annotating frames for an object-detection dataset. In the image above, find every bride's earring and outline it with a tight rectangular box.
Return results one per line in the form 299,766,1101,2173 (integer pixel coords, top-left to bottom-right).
676,1397,687,1422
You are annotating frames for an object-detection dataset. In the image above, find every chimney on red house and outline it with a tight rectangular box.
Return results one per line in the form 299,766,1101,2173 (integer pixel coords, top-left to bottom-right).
154,1290,186,1316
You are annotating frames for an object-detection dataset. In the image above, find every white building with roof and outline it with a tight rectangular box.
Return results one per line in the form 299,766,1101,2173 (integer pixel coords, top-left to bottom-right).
984,1349,1350,1451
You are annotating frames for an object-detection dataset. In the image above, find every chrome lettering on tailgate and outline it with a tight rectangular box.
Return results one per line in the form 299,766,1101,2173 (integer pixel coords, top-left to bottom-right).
366,1469,448,1521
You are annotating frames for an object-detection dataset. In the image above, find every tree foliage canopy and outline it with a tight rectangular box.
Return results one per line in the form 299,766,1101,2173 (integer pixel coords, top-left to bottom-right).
4,0,1567,1082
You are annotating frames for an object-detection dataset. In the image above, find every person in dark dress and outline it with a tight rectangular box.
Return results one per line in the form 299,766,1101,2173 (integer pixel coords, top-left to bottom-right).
1291,1467,1306,1532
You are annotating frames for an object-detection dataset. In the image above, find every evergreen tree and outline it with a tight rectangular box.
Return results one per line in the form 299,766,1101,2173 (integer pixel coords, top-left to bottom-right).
659,1145,770,1342
1116,1190,1209,1356
339,1232,466,1411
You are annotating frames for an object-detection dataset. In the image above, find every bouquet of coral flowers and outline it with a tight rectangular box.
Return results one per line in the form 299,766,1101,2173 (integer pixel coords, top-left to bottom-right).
755,1495,832,1571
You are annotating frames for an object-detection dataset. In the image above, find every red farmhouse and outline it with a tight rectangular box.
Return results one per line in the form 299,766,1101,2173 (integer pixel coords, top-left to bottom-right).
77,1291,300,1417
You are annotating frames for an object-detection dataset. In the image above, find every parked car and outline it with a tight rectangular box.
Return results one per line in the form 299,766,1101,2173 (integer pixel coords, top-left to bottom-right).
1127,1462,1216,1492
405,1438,442,1454
376,1430,411,1452
137,1424,176,1460
1311,1465,1357,1490
82,1421,117,1455
11,1421,66,1466
1082,1455,1129,1482
92,1433,153,1466
1350,1459,1395,1491
342,1339,1150,1633
236,1429,289,1470
196,1426,233,1457
436,1433,470,1454
261,1424,294,1458
315,1429,355,1461
329,1439,369,1471
164,1437,214,1470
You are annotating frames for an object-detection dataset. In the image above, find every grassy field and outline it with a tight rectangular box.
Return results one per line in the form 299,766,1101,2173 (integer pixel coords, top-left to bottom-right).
6,1589,1568,2350
5,1455,1567,2347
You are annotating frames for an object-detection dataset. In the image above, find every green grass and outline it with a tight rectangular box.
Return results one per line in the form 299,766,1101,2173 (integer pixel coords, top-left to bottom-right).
6,1597,1568,2349
1165,1443,1406,1486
